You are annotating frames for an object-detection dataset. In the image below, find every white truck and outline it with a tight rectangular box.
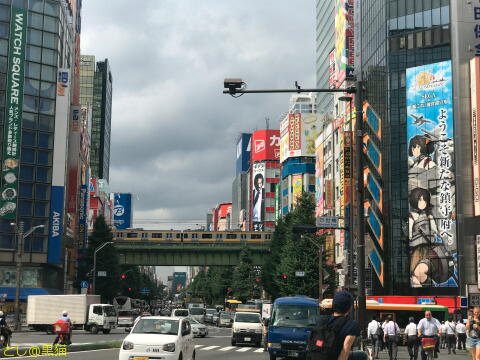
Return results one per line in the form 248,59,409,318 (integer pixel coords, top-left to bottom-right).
231,311,263,347
27,294,118,334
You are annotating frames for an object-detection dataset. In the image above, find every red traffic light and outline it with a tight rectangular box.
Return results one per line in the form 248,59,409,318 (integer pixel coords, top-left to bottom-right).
128,287,132,291
121,274,126,279
283,275,287,280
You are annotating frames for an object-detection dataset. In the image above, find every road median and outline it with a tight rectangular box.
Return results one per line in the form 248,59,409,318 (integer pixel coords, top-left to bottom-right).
0,340,122,357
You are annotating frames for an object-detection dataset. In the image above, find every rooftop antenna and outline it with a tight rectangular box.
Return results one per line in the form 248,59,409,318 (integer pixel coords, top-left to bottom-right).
265,117,270,130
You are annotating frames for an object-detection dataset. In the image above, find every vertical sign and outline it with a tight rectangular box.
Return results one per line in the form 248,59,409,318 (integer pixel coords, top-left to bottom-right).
477,235,480,289
471,58,480,215
292,175,303,208
406,60,457,288
0,7,27,219
252,162,265,231
334,0,354,88
288,114,302,157
113,193,133,230
315,142,324,217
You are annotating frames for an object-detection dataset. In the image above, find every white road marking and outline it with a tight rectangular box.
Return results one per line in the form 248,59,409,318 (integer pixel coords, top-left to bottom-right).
236,347,251,352
219,346,236,351
254,348,265,352
200,345,220,350
194,344,203,348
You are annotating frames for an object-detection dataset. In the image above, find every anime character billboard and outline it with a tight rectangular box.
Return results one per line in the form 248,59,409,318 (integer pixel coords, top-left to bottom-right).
406,60,457,288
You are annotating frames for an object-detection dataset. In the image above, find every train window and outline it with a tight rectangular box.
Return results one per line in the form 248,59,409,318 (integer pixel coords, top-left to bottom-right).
151,233,162,238
251,234,261,239
126,233,138,238
166,233,172,238
141,233,147,238
241,234,246,239
202,234,212,239
226,234,237,239
176,233,181,239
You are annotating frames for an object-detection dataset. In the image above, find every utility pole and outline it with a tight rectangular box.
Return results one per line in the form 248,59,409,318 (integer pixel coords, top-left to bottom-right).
14,221,24,332
318,246,323,299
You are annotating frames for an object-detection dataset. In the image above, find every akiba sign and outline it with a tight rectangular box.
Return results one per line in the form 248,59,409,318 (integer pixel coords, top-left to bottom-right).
48,186,64,263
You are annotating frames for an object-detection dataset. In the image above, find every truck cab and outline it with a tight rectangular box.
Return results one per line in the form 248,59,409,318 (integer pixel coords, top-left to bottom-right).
85,304,118,334
267,296,319,360
231,311,263,347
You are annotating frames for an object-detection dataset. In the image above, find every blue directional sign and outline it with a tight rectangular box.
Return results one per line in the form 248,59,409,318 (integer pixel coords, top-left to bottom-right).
80,281,89,289
140,288,150,295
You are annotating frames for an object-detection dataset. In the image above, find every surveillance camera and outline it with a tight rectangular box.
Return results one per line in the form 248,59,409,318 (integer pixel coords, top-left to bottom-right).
224,78,244,93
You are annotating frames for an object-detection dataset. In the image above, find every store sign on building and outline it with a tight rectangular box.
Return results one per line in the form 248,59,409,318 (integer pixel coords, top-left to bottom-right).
471,58,480,216
334,0,354,87
406,60,457,288
251,130,280,162
0,7,27,219
477,235,480,289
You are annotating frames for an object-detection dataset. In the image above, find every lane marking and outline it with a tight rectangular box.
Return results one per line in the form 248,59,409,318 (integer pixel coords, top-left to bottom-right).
236,347,251,352
219,346,236,351
195,345,203,348
254,348,265,352
200,345,220,350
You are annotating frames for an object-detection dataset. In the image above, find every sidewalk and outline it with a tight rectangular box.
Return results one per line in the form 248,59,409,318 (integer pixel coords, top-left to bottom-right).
374,346,470,359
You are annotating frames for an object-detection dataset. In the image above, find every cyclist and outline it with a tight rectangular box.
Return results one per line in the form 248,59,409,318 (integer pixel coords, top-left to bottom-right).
417,310,441,360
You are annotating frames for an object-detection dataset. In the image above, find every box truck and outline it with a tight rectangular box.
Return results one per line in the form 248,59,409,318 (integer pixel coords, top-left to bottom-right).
27,294,117,334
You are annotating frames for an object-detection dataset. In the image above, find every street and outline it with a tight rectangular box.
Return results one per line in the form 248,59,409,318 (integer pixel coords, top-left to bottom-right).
5,325,472,360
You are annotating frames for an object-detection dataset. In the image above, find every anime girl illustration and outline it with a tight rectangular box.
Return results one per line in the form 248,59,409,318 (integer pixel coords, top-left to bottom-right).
408,135,436,170
409,187,455,287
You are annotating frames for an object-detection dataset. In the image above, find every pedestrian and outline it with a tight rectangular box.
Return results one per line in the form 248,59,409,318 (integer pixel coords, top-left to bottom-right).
383,315,400,360
380,317,388,351
417,310,442,360
466,307,480,359
444,316,457,354
440,320,447,349
367,316,382,359
308,291,367,359
405,317,419,360
457,319,467,351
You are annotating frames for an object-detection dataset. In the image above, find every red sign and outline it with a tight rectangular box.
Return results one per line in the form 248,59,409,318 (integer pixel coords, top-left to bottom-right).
251,130,280,161
89,178,97,197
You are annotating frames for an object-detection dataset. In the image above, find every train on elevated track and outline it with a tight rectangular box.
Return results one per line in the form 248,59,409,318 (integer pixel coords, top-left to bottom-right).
112,229,273,243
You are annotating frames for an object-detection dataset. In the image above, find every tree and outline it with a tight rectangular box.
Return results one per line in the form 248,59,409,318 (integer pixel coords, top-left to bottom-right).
232,246,256,302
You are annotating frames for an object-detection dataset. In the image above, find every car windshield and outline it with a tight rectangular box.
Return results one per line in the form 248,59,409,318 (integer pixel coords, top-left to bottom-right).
189,308,204,315
174,310,189,317
186,317,200,324
235,313,261,323
271,305,319,328
118,310,133,316
206,309,216,314
132,319,179,335
103,306,116,317
220,312,232,319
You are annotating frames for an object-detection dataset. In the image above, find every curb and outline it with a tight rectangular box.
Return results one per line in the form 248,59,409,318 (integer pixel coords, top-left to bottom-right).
0,340,122,357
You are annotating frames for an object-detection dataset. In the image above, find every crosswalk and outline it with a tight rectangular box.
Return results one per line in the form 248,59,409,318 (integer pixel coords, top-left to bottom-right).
195,344,265,353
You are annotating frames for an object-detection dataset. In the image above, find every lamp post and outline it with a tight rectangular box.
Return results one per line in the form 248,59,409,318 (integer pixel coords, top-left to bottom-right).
11,222,45,331
91,242,114,295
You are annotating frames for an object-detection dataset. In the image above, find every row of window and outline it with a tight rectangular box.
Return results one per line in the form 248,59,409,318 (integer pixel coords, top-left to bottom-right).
389,26,450,52
117,232,271,240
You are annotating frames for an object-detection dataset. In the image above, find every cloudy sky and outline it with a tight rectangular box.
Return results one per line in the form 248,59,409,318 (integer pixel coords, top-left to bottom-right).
81,0,316,229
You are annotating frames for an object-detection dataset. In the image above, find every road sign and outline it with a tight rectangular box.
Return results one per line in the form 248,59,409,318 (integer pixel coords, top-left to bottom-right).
140,288,150,295
80,281,89,289
97,271,107,277
316,216,342,229
295,271,305,277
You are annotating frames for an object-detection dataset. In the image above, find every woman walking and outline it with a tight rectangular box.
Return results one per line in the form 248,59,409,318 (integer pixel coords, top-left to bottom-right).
466,307,480,359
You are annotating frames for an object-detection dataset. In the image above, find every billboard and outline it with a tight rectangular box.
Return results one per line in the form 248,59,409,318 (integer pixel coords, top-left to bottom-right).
280,113,321,162
252,162,265,231
406,60,457,288
471,58,480,215
292,175,303,207
251,130,280,162
47,186,64,263
172,272,187,294
334,0,354,88
113,193,133,230
0,7,27,219
236,133,251,174
315,141,324,217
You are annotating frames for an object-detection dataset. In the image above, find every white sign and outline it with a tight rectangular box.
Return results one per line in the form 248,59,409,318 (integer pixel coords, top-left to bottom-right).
97,271,107,277
316,216,341,229
295,271,305,277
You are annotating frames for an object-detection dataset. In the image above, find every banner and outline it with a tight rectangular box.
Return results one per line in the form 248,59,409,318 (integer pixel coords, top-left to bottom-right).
47,186,64,263
0,7,27,219
315,142,324,217
78,184,88,248
113,193,133,230
406,60,457,288
252,162,265,231
334,0,354,88
471,58,480,215
251,130,280,162
292,175,303,208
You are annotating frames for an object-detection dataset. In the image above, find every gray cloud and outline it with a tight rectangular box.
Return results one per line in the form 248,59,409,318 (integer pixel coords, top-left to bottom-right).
81,0,315,225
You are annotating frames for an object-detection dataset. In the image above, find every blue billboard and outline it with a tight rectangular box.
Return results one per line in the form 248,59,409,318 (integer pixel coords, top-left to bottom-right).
113,193,132,230
235,133,251,174
406,60,457,288
47,186,64,263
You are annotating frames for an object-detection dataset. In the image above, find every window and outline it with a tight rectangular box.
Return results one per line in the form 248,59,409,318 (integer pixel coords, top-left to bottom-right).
26,45,41,62
29,0,44,13
42,48,56,66
22,131,36,147
34,201,48,216
35,184,50,200
93,306,102,315
226,234,237,239
20,166,34,181
29,13,43,30
39,98,55,115
23,95,39,113
19,183,33,199
251,234,261,239
37,150,52,165
41,65,55,82
126,233,138,238
38,133,52,148
202,233,212,239
36,167,51,183
19,200,33,216
42,32,57,49
151,233,162,238
38,115,54,131
27,29,42,46
43,15,57,33
40,82,55,99
26,62,41,79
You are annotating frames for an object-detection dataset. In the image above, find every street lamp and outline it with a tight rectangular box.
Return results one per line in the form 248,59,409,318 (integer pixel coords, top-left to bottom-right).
11,222,45,331
91,242,114,295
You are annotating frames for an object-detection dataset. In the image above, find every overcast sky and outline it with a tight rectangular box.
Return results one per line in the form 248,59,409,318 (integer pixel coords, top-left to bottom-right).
81,0,316,229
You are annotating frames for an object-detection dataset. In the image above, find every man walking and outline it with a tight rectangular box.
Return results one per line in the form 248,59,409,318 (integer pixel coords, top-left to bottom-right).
367,316,381,359
444,316,457,354
405,317,419,360
417,310,442,360
440,321,447,349
383,315,400,360
456,319,466,351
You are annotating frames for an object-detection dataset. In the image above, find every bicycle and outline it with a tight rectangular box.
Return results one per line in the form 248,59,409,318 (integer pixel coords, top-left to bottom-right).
421,337,437,360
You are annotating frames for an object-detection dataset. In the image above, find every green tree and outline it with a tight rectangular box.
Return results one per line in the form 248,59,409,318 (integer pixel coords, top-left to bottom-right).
232,246,256,302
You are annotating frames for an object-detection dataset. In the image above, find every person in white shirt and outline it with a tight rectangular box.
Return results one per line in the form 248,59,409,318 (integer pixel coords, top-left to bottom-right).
440,321,447,349
405,317,419,360
444,316,457,354
456,319,467,350
383,315,400,360
417,311,442,360
367,316,382,359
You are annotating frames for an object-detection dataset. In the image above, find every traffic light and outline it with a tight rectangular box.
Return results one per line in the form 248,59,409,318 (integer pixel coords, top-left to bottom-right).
128,287,132,291
283,275,287,280
121,274,126,279
277,275,287,280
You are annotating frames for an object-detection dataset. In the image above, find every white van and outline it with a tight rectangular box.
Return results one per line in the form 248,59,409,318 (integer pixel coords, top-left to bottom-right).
171,308,189,318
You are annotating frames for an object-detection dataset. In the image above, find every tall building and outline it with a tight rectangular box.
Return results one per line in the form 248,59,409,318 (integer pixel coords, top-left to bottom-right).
0,0,80,298
231,133,251,231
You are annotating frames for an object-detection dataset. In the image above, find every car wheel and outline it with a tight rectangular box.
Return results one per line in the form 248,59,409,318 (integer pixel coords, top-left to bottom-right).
231,338,236,346
90,325,99,334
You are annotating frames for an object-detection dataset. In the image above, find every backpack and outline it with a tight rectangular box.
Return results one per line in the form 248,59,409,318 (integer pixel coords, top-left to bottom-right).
307,316,349,360
375,321,384,337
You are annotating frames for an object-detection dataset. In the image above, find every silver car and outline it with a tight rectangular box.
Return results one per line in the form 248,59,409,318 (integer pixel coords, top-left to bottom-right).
186,317,208,338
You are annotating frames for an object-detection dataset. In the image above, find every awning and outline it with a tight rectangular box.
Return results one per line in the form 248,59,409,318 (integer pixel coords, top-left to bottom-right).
0,287,63,301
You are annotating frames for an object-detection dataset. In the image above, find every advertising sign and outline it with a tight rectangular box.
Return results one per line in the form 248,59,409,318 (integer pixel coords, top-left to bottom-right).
251,130,280,162
368,248,384,286
172,272,187,293
334,0,354,88
252,162,266,231
406,60,457,288
325,180,334,210
471,58,480,215
292,175,303,207
329,50,336,89
315,141,324,217
477,235,480,289
47,186,64,263
0,7,27,219
78,184,88,248
288,114,302,157
281,113,321,162
89,177,97,197
364,102,382,139
113,193,132,230
236,133,251,174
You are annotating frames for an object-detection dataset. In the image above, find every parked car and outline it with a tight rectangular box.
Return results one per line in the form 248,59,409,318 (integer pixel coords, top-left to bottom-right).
186,317,208,337
204,308,217,324
120,316,195,360
117,310,135,328
170,309,189,318
217,311,234,327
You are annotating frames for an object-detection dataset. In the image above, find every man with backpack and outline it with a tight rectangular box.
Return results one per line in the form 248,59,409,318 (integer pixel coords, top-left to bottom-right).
308,291,367,360
383,315,400,360
367,316,382,359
